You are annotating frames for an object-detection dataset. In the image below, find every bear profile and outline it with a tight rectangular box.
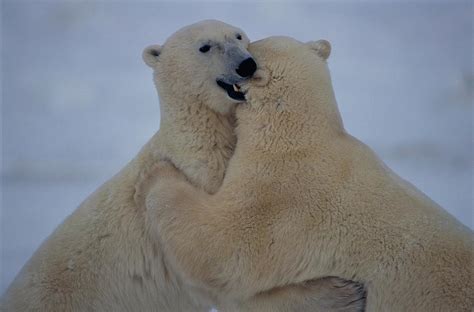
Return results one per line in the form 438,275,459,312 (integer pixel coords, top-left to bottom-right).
1,20,253,312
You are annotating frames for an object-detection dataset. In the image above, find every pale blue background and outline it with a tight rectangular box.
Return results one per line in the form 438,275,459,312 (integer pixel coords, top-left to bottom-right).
1,0,472,295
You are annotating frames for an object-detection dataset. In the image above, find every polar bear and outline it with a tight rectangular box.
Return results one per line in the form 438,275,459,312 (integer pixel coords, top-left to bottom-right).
0,20,254,312
146,36,474,311
0,22,365,312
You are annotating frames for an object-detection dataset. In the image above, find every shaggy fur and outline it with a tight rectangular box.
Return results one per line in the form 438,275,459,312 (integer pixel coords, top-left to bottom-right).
146,37,474,311
1,20,245,311
1,22,366,311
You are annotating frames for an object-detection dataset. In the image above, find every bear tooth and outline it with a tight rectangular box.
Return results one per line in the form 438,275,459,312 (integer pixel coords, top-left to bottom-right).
233,84,240,92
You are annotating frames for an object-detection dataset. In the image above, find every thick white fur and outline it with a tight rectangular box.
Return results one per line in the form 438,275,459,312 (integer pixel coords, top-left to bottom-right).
1,22,368,312
146,37,474,311
0,20,246,311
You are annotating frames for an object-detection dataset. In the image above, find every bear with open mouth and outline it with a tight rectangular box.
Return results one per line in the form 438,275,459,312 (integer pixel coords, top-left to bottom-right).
0,20,254,312
1,22,368,312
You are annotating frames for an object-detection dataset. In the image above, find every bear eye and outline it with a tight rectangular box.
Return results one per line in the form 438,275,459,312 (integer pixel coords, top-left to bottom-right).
236,34,242,40
199,44,211,53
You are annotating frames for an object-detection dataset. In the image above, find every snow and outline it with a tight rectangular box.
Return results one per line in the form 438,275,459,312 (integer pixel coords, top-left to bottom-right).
1,0,472,296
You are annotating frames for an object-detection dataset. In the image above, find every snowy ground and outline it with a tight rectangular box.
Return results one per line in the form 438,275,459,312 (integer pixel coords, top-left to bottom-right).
1,0,472,296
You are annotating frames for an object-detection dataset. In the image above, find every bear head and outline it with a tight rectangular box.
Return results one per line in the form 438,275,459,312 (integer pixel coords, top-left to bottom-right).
143,20,256,115
237,36,343,140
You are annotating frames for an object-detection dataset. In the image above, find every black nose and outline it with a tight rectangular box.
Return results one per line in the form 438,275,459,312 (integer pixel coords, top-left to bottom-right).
236,57,257,78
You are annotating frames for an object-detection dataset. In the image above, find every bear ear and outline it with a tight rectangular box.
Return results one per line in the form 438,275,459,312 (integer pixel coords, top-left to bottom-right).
306,40,331,60
143,44,162,68
252,67,271,87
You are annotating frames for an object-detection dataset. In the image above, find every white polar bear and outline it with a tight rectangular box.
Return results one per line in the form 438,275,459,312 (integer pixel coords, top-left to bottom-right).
146,36,474,311
0,20,255,312
1,21,365,312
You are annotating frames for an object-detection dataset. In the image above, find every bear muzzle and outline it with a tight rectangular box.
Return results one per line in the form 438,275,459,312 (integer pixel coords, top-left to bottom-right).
236,57,257,78
216,79,246,101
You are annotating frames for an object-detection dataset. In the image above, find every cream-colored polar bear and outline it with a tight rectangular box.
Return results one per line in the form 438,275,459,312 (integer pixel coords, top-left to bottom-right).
146,36,474,311
1,20,253,311
1,22,364,311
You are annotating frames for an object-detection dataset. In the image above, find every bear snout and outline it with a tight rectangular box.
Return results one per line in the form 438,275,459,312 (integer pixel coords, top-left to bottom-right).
236,57,257,78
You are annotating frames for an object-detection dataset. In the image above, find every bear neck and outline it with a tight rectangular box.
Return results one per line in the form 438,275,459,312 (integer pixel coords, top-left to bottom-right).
237,85,345,152
156,92,236,193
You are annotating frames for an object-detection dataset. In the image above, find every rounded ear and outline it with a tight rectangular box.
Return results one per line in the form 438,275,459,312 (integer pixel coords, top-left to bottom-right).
143,44,162,68
252,67,271,87
306,40,331,60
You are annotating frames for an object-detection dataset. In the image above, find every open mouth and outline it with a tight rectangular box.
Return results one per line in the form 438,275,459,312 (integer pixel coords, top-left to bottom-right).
216,80,246,101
